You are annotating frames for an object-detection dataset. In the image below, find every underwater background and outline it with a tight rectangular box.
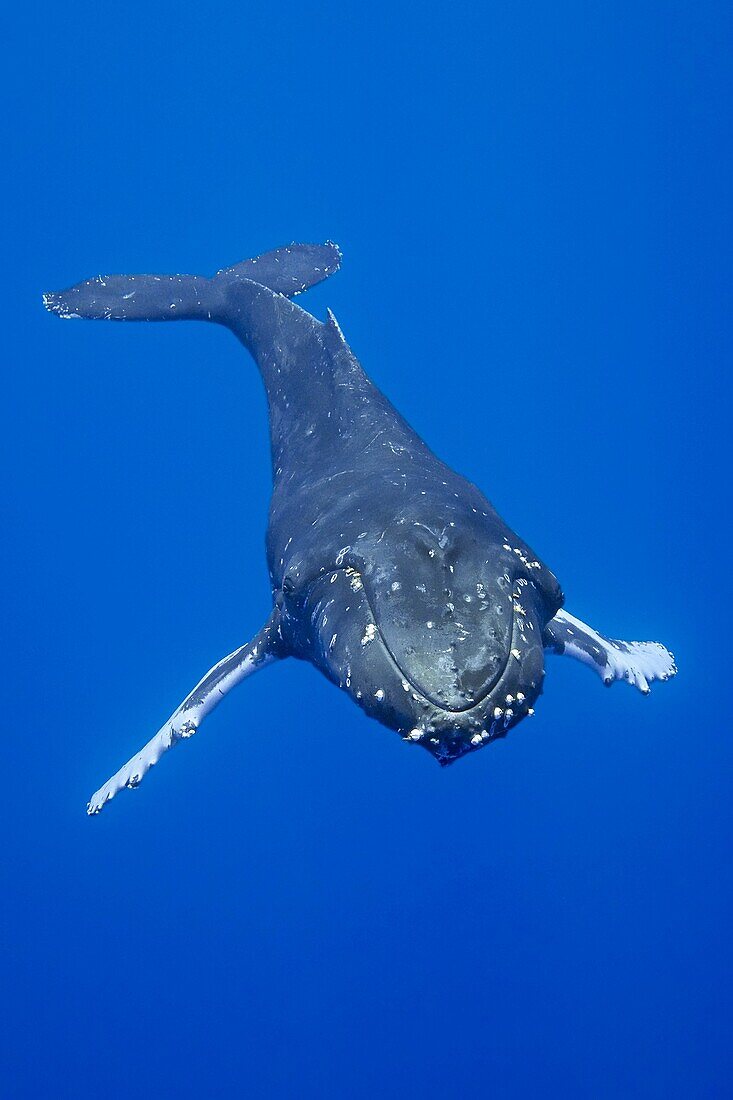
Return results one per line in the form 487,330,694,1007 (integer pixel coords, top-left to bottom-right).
2,2,732,1096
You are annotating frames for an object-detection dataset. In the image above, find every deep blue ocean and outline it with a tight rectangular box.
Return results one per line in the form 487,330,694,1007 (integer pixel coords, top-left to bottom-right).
3,2,731,1096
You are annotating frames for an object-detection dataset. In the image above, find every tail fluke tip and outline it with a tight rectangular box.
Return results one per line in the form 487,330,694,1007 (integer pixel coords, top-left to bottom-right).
43,290,81,319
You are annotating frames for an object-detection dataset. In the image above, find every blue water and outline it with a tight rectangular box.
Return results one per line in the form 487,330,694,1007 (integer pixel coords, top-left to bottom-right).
3,2,731,1096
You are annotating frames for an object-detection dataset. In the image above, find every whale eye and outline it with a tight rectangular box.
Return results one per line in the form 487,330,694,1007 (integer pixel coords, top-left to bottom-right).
282,575,295,594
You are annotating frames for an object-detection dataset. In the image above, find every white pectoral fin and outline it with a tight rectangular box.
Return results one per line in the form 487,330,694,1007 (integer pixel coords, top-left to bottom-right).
543,609,677,694
87,611,283,815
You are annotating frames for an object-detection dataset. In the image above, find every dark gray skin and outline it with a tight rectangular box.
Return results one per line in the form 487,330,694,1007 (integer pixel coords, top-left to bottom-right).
268,320,564,762
45,243,675,811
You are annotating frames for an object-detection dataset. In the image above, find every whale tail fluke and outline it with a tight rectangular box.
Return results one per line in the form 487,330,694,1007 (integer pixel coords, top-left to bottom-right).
43,241,342,323
217,241,341,294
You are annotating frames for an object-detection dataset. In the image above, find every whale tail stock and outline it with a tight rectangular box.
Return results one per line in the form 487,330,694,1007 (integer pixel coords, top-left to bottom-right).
42,241,342,324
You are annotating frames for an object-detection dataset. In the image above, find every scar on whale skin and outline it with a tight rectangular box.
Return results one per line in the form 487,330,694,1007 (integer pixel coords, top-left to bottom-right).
44,242,677,814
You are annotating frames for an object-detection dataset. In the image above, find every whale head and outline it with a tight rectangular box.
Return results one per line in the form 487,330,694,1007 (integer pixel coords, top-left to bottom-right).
284,500,563,764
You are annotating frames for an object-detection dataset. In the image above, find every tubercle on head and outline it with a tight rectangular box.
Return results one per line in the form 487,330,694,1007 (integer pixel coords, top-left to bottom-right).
500,539,564,617
395,675,543,765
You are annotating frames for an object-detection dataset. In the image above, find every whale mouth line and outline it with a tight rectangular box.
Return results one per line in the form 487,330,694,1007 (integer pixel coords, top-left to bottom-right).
376,612,518,714
322,567,517,714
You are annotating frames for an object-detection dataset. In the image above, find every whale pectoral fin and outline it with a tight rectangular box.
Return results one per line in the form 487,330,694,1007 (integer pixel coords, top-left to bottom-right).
543,609,677,694
87,611,285,815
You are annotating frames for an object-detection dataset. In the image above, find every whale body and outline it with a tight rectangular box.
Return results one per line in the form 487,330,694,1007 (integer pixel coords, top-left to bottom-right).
44,243,676,813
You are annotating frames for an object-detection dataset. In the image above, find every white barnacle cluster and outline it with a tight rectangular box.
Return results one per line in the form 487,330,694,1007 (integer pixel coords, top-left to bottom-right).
503,542,542,570
361,622,377,646
487,691,533,732
513,576,530,618
345,565,363,592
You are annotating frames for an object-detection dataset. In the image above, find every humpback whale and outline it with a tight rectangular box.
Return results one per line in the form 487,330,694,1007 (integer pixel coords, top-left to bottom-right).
44,243,677,814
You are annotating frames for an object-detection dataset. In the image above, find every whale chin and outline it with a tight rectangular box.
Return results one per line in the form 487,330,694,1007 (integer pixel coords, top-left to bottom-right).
395,641,512,714
295,566,546,763
385,585,546,718
408,611,546,765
